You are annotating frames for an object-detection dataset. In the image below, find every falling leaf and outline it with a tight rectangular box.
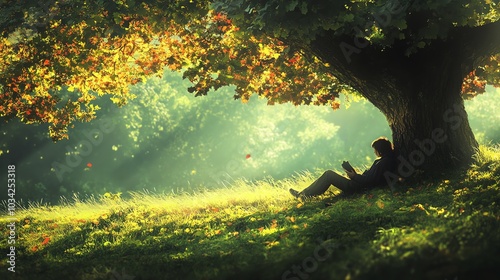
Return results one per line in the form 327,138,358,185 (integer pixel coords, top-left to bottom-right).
86,162,92,168
42,237,50,245
245,154,251,159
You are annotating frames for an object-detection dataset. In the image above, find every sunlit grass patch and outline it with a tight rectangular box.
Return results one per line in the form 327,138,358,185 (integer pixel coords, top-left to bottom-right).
473,144,500,164
1,146,499,280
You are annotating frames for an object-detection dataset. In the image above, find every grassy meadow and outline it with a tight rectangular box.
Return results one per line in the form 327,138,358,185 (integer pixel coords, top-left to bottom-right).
1,145,500,280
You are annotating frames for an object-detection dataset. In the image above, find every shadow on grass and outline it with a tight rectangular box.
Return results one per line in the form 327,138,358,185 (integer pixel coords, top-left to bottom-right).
4,161,500,280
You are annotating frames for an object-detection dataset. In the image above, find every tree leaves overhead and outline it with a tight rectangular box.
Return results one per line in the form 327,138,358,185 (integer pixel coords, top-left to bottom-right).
462,54,500,99
215,0,500,50
0,0,499,141
0,0,206,140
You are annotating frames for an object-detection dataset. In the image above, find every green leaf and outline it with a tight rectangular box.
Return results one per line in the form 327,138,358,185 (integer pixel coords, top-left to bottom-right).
299,2,308,14
126,0,135,8
286,0,299,12
394,19,407,30
113,13,122,25
343,14,355,22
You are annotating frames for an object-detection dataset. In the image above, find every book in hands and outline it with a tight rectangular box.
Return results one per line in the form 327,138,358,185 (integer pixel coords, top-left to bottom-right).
342,161,356,173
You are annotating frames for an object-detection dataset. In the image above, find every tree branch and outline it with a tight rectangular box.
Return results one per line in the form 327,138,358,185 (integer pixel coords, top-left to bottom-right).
456,20,500,69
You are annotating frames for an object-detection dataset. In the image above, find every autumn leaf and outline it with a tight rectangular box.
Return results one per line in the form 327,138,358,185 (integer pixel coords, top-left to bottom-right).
41,237,51,246
376,200,385,209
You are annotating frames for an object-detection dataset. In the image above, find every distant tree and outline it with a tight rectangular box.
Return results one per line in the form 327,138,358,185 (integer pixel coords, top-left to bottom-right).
1,0,499,174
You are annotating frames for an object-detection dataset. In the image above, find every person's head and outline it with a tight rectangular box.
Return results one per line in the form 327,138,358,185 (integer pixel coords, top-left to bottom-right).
371,137,393,157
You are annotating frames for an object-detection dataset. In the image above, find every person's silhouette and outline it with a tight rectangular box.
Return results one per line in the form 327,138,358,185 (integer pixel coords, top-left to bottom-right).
289,137,397,200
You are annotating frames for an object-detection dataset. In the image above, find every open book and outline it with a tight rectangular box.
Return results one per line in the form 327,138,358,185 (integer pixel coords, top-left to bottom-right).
342,161,356,173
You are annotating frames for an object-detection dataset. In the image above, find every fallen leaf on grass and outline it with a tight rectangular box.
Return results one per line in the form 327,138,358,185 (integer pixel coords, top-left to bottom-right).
42,237,50,245
376,200,385,209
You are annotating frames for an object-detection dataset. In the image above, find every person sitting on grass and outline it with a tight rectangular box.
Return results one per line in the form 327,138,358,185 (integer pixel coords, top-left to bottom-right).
289,137,397,200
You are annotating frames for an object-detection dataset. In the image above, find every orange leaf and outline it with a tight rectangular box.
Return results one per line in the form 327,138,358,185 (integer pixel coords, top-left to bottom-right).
42,237,50,245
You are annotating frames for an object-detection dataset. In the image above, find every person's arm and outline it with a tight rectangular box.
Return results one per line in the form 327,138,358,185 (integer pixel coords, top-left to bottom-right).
346,170,356,179
351,158,389,186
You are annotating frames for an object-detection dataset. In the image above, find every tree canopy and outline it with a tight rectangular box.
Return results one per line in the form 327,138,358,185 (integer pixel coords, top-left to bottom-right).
0,0,499,141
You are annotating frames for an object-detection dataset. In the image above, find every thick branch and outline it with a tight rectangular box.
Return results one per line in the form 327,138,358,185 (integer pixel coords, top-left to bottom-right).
308,32,391,103
456,20,500,69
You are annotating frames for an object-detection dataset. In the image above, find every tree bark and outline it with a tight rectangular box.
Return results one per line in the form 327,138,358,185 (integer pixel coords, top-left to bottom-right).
305,20,500,175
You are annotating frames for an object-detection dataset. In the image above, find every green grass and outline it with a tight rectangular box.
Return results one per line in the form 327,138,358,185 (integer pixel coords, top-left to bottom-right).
1,145,500,280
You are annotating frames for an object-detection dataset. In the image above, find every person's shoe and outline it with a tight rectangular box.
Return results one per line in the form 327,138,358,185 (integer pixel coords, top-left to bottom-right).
289,188,301,198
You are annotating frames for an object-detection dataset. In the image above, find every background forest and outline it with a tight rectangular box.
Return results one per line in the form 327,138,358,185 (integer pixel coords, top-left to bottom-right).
0,70,498,204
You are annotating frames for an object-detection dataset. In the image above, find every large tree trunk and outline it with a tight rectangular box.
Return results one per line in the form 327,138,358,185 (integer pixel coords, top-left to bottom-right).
381,76,478,176
305,21,500,176
377,39,479,175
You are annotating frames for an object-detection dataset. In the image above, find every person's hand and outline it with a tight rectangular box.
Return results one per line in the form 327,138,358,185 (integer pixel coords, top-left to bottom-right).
346,170,356,179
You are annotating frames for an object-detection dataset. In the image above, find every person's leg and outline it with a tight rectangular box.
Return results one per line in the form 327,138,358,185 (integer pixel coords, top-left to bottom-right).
299,170,352,197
